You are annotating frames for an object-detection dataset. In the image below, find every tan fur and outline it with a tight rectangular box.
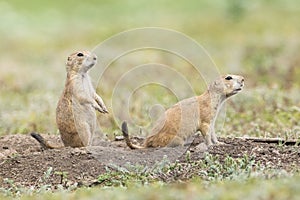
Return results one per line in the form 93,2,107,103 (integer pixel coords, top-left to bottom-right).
122,74,244,149
31,51,108,149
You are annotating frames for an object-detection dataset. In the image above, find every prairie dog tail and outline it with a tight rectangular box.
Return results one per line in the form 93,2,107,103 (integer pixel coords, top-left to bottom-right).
30,132,62,149
121,121,143,149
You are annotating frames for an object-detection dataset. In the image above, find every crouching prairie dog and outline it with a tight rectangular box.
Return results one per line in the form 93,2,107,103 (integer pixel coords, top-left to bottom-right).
31,50,108,149
122,74,244,149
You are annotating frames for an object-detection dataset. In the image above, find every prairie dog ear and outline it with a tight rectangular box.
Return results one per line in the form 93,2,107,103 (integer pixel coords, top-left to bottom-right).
66,56,72,66
209,79,221,91
214,78,223,87
214,80,219,86
66,56,75,72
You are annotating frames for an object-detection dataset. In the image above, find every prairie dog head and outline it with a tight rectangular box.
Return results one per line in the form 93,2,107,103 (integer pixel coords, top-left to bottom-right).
66,51,97,74
209,75,244,98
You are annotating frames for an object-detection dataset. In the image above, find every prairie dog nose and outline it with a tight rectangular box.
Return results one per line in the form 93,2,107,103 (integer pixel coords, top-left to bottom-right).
93,54,97,61
239,77,245,85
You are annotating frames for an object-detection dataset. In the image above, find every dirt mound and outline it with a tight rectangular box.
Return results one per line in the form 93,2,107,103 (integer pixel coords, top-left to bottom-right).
0,134,299,189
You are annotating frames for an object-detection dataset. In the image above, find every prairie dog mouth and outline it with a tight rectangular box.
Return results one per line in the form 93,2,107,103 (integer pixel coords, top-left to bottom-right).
231,87,243,95
235,83,244,91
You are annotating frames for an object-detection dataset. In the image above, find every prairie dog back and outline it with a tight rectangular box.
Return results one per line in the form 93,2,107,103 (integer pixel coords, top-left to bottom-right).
122,74,244,149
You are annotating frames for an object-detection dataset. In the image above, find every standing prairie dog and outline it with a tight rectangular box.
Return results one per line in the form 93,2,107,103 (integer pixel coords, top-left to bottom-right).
31,50,108,149
122,75,244,149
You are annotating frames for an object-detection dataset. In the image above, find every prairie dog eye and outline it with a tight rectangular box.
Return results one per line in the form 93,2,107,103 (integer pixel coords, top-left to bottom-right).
77,53,84,57
225,76,232,80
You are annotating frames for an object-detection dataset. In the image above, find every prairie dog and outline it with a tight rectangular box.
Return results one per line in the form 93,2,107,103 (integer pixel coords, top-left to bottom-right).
122,75,244,149
31,51,108,149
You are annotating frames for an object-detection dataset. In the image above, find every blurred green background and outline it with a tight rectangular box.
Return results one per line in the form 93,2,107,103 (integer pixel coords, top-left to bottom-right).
0,0,299,139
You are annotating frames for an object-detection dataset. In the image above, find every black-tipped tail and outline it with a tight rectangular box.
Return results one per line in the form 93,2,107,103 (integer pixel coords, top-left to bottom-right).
122,121,129,137
30,132,53,149
121,121,143,149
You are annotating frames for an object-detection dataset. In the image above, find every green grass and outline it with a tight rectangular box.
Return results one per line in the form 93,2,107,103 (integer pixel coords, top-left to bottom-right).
47,176,300,200
0,153,297,199
2,176,300,200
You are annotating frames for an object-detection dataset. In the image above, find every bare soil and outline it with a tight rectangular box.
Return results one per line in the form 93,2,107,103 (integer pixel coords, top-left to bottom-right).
0,134,299,189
